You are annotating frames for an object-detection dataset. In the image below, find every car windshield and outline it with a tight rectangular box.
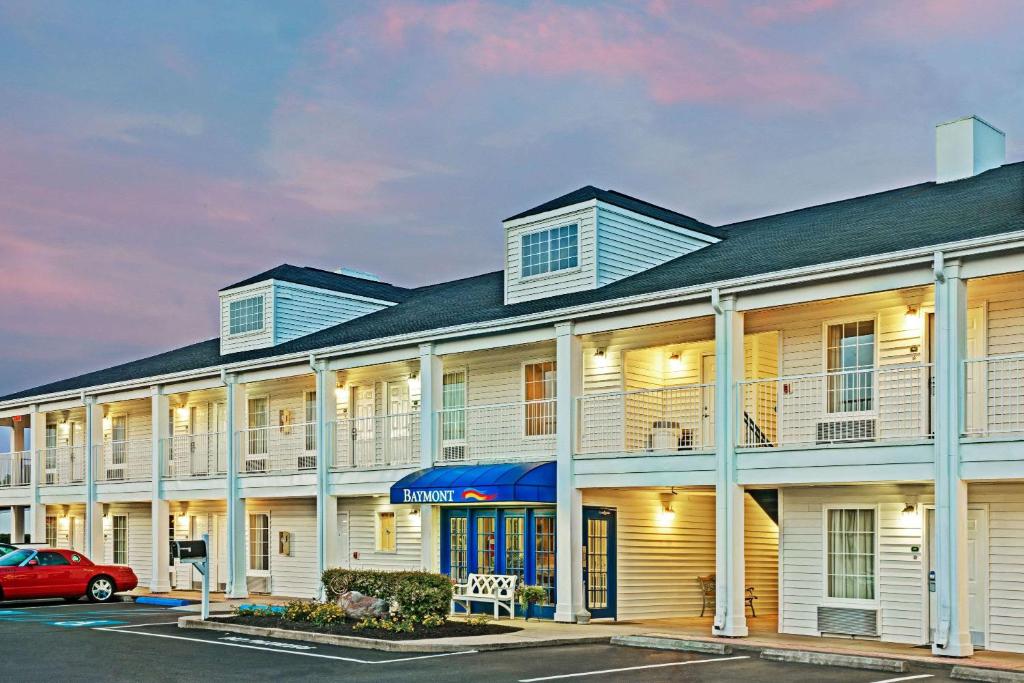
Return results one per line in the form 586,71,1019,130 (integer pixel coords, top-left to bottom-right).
0,543,17,556
0,549,34,566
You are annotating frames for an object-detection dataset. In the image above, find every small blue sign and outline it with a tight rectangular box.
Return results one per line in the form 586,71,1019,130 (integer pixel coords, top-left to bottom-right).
49,619,126,628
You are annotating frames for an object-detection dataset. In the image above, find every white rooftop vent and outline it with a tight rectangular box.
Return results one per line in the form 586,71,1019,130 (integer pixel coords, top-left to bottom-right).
936,115,1005,183
334,267,381,282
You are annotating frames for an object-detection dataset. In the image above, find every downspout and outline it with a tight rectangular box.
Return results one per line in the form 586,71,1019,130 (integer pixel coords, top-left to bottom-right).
710,287,723,315
933,251,946,284
710,286,726,633
308,353,328,600
932,251,950,649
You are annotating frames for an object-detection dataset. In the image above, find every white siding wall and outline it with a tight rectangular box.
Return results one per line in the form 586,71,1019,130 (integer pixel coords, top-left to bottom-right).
336,497,422,571
273,281,393,345
100,502,153,586
581,489,777,620
779,485,931,644
596,205,716,287
505,206,597,305
219,282,274,355
247,497,319,599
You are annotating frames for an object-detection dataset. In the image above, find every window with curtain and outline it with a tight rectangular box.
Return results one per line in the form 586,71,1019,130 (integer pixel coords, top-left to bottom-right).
248,513,269,571
476,515,496,574
524,361,557,436
826,508,876,600
112,515,129,564
376,511,396,552
826,320,875,413
504,513,526,585
45,515,57,547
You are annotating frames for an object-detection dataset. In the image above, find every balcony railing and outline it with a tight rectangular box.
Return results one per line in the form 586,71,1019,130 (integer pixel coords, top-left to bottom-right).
437,399,556,463
333,412,420,469
39,445,86,486
0,451,31,488
237,423,317,475
95,439,152,482
738,364,933,448
162,432,228,479
577,384,716,455
965,354,1024,437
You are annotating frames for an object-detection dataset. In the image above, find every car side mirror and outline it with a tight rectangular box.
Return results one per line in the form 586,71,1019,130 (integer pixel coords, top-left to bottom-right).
26,559,38,566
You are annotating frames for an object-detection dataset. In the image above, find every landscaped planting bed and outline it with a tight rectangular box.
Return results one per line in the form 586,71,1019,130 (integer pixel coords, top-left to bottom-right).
221,613,521,641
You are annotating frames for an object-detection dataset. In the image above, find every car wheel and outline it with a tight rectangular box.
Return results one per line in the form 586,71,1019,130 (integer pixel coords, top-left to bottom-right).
87,576,116,603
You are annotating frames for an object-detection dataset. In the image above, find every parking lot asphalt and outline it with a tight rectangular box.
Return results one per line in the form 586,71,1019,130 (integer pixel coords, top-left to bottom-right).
0,600,954,682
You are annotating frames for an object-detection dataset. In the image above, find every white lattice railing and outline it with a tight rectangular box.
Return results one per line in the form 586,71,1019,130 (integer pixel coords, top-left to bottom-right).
95,439,152,482
333,412,420,469
237,423,317,475
964,354,1024,437
576,384,715,455
738,364,933,448
0,451,31,488
39,445,86,486
162,433,228,478
437,399,557,463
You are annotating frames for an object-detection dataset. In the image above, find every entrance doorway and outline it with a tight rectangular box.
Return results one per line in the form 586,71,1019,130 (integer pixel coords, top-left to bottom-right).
927,506,988,647
335,510,351,568
583,506,617,620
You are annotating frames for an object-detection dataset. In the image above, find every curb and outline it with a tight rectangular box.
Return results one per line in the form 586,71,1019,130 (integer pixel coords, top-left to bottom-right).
135,597,194,607
760,648,907,673
953,667,1024,682
610,635,732,655
177,616,611,653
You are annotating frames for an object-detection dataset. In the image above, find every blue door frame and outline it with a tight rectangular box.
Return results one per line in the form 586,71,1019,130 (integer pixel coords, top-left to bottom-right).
441,507,556,618
582,506,617,620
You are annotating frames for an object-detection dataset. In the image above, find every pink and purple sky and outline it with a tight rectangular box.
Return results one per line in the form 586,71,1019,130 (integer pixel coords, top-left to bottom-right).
2,0,1024,402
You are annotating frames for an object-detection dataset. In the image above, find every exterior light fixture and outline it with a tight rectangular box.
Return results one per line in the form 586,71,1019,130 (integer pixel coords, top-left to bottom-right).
594,348,609,368
668,353,683,372
904,305,922,333
335,386,350,404
901,501,917,523
176,406,191,420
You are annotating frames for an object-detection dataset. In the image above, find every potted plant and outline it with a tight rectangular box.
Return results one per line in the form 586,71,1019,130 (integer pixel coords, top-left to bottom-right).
517,585,548,621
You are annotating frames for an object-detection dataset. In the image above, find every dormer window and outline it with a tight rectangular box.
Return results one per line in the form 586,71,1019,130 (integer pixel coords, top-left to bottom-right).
522,224,578,278
229,295,264,335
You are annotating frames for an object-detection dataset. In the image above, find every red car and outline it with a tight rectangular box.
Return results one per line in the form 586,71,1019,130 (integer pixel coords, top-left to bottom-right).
0,548,138,603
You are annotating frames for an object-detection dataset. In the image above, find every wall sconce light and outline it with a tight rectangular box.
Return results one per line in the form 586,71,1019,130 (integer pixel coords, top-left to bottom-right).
901,501,918,523
409,507,420,517
904,305,922,333
58,516,71,531
177,514,190,529
594,349,609,367
175,406,191,420
407,373,421,395
102,416,112,430
59,421,71,435
335,386,350,404
668,353,683,372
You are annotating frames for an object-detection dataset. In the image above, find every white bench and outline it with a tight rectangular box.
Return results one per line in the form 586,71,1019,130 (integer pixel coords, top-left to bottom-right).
451,573,518,619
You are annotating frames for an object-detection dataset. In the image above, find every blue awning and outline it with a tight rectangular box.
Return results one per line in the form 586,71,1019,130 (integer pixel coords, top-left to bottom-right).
390,461,556,505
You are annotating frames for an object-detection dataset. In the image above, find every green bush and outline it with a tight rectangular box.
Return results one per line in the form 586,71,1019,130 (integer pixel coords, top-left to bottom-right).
283,600,318,622
322,568,453,624
354,615,416,633
309,603,345,626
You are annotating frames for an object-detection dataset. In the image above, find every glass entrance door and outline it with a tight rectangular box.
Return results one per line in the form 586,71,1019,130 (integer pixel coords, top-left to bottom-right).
582,506,617,619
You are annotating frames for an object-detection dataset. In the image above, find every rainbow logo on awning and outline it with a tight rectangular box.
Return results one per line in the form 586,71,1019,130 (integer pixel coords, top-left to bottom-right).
461,488,497,502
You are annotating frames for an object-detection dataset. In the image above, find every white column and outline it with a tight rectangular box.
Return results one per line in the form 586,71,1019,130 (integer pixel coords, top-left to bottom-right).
554,322,585,623
315,364,338,599
84,398,104,558
418,343,443,570
713,294,748,637
150,387,171,592
225,375,248,598
10,422,27,542
932,256,972,657
29,408,47,543
10,505,26,543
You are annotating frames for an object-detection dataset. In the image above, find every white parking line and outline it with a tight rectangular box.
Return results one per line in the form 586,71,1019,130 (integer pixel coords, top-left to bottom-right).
517,655,750,681
868,675,933,683
92,626,478,665
100,622,182,629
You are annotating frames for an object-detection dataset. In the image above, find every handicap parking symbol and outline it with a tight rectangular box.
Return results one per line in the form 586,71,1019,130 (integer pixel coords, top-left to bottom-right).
49,619,125,628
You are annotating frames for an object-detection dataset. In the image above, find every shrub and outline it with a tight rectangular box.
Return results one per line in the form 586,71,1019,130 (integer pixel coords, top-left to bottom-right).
465,614,490,627
517,585,548,609
234,604,281,617
354,615,416,633
322,568,453,624
309,603,345,626
284,600,318,622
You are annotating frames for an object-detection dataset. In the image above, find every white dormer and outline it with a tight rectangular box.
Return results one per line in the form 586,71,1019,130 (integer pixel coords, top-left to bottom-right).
503,186,722,305
218,265,410,355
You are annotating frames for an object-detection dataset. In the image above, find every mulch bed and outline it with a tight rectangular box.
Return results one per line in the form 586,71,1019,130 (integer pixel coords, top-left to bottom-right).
222,615,522,641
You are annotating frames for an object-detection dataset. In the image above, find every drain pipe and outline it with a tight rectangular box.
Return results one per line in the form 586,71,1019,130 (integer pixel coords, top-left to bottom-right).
709,286,726,634
710,287,723,315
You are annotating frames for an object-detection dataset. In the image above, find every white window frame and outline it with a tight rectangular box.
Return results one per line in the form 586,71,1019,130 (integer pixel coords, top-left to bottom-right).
821,503,879,609
521,358,557,440
228,294,265,336
45,515,58,547
245,395,270,466
247,512,271,575
112,514,129,565
375,510,397,554
519,223,581,280
821,315,880,417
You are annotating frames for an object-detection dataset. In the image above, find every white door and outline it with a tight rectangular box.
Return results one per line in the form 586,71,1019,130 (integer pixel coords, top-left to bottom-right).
335,510,351,569
386,381,411,464
215,514,228,589
928,507,988,647
701,354,715,449
353,385,376,466
965,308,987,434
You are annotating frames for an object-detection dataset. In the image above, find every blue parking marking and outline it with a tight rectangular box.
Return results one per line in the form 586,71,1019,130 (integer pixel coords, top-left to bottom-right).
50,619,126,628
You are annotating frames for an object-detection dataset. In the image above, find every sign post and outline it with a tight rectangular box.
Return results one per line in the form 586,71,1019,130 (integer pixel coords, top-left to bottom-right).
171,536,210,620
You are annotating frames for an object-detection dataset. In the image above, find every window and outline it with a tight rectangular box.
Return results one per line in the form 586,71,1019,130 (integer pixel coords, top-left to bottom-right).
304,391,317,452
524,361,557,436
376,511,396,553
247,397,269,458
476,515,496,574
45,516,57,547
826,320,875,412
248,513,269,572
110,415,128,476
504,513,526,585
441,370,467,446
448,514,468,583
229,295,264,335
169,515,176,566
534,514,556,605
37,551,69,566
521,224,578,277
826,508,876,601
112,515,128,564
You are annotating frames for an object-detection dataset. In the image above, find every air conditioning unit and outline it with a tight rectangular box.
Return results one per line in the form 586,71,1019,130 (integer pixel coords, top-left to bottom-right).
442,445,466,462
245,457,268,474
297,454,317,470
816,418,876,444
817,606,879,637
247,575,272,594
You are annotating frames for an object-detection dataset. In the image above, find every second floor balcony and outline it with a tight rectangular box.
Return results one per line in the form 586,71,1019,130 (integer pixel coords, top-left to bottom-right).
238,423,317,475
964,354,1024,437
0,451,31,488
437,398,557,464
95,439,152,482
162,432,228,479
39,445,85,486
333,412,420,470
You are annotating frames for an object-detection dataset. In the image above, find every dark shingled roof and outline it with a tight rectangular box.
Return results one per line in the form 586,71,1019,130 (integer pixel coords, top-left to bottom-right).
504,185,727,239
4,162,1023,402
220,264,414,303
